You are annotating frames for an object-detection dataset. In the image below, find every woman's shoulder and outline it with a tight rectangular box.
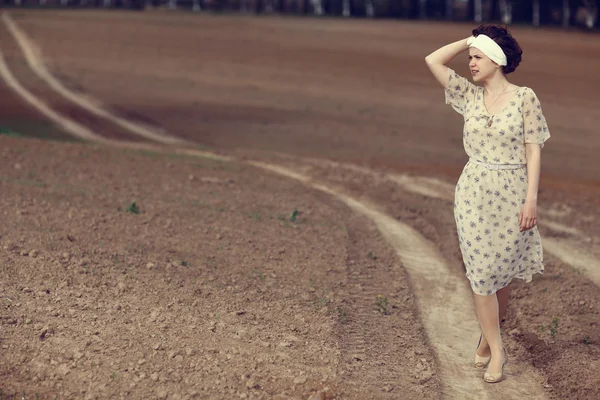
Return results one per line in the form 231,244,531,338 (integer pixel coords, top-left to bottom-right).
447,69,479,98
518,86,543,106
518,86,542,98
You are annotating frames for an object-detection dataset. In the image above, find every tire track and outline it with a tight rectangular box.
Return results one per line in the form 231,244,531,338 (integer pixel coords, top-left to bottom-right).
2,12,187,146
332,211,441,398
0,32,226,160
0,35,111,144
0,13,550,398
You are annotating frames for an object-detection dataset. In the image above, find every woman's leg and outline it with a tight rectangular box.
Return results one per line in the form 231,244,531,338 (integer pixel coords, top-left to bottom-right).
497,284,511,324
473,292,505,374
477,284,511,357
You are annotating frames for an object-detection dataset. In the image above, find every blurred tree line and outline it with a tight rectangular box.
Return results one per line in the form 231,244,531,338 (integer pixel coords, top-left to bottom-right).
184,0,597,28
2,0,598,29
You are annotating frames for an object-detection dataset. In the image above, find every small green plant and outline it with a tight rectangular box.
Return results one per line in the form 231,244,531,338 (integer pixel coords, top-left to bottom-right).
583,336,591,345
375,294,390,315
126,202,140,214
549,316,559,338
541,316,559,338
337,306,350,324
313,287,331,308
289,209,299,222
181,260,189,267
253,269,265,281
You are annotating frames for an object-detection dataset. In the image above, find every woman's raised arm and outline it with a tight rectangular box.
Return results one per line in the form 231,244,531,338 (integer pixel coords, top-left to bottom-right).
425,38,471,87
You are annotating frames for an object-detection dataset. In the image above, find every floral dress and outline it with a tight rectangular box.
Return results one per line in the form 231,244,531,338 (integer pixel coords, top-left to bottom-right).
445,68,551,296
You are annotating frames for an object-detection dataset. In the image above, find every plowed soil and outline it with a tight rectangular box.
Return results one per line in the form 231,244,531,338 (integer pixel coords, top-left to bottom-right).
1,9,599,400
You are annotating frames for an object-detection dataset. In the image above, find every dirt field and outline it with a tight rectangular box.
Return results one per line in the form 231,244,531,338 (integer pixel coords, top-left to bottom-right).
1,9,599,400
1,136,444,399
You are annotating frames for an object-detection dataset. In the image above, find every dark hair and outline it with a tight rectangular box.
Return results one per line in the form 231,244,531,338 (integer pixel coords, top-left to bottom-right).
472,24,522,74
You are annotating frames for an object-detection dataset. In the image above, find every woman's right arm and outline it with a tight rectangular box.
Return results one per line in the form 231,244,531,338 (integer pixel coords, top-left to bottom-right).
425,38,471,87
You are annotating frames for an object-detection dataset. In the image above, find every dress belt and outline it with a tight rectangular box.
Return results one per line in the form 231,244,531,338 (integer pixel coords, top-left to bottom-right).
469,158,526,170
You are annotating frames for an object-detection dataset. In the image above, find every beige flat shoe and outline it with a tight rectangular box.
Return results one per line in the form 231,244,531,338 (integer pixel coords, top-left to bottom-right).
484,348,508,383
474,334,491,369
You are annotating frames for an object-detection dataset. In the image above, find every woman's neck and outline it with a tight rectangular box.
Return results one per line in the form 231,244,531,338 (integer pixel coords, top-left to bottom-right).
483,73,510,96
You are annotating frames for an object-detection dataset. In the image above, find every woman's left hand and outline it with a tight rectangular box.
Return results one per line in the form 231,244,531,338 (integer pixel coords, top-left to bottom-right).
519,200,537,231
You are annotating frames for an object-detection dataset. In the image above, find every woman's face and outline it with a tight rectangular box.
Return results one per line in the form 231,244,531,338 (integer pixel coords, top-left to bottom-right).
468,47,498,82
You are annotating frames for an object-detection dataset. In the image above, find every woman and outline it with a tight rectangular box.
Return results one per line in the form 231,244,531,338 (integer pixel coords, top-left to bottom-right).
425,25,550,383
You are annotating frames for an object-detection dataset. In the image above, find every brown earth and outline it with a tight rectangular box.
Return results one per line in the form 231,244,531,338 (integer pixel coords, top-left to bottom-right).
0,8,599,400
0,136,440,399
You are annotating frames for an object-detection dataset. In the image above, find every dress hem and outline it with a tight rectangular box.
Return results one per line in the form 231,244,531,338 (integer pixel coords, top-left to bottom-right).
467,262,545,296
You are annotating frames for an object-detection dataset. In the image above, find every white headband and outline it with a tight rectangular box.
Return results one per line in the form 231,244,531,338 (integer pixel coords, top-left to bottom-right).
468,35,507,66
